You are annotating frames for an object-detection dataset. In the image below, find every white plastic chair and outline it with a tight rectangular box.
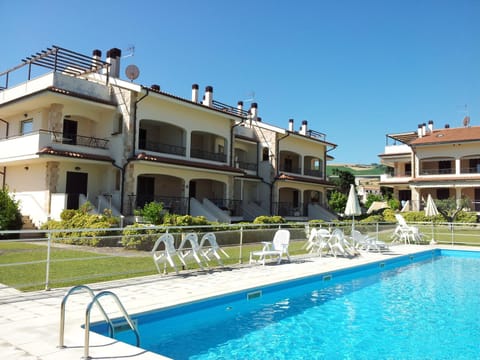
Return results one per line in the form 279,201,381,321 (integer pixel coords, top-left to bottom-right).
199,232,230,266
351,230,388,252
305,228,331,256
328,229,359,257
249,229,291,265
151,233,179,275
177,233,206,270
392,214,424,244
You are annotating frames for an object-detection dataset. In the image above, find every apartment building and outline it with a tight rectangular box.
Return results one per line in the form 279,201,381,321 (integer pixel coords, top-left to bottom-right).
0,46,337,226
379,120,480,211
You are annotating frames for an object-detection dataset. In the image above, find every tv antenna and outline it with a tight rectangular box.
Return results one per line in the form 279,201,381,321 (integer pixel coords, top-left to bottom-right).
243,91,255,103
123,45,135,58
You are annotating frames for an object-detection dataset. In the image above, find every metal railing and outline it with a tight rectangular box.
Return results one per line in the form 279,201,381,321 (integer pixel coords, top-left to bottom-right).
236,160,257,172
1,222,479,296
142,140,186,156
190,148,227,162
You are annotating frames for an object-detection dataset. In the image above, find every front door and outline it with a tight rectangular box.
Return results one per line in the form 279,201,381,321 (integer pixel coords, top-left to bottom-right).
65,171,88,209
137,176,155,207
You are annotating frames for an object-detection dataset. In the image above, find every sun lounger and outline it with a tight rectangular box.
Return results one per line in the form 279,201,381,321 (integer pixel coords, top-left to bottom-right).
249,229,291,265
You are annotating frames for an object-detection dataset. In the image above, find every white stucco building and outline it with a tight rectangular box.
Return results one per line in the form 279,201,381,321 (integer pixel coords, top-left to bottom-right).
0,46,337,226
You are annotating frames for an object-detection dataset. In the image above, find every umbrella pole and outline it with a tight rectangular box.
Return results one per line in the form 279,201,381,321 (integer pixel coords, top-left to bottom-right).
430,220,437,245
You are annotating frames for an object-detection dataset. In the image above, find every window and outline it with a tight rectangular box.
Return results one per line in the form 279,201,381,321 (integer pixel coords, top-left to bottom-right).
21,119,33,134
262,147,269,161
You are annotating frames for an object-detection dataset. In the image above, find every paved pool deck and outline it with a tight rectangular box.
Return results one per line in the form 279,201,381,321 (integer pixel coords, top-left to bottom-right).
0,244,475,360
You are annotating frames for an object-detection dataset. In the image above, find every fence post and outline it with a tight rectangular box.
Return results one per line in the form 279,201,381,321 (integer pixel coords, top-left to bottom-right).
45,231,52,291
239,225,243,264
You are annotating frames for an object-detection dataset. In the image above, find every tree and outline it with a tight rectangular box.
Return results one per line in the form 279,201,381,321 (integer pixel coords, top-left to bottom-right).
435,196,471,222
331,169,355,194
0,187,23,232
328,190,348,214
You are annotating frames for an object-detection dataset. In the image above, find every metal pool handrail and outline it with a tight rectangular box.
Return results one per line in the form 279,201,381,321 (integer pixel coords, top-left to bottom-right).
84,290,140,359
59,285,113,348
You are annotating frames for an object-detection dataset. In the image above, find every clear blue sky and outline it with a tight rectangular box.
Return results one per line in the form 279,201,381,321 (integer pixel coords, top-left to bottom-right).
2,0,479,164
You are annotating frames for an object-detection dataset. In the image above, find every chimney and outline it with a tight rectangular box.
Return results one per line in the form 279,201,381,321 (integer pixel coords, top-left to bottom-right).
428,120,433,133
417,124,423,138
288,118,294,132
203,86,213,107
445,124,450,128
257,117,262,122
250,103,258,121
91,49,102,71
151,84,160,91
237,101,243,114
300,120,308,135
422,123,426,136
106,48,121,78
191,84,199,103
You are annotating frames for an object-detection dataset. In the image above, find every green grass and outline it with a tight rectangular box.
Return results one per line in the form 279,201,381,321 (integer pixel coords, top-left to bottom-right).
0,240,308,292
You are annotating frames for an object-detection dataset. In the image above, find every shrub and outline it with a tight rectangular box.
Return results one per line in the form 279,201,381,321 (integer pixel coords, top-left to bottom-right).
141,201,165,225
121,224,159,250
253,215,286,224
0,188,23,230
42,202,120,246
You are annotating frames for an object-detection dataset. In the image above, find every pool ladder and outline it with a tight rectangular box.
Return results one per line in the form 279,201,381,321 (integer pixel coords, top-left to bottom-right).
59,285,140,359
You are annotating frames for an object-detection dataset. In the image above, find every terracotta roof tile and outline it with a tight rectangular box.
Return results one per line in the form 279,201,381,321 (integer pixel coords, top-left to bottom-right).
134,153,245,174
37,147,114,162
410,126,480,146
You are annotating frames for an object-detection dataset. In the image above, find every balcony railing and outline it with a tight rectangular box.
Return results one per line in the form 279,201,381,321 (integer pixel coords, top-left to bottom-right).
393,170,412,177
279,166,301,174
51,131,109,149
461,167,480,174
191,148,227,162
132,195,189,216
419,168,454,175
304,169,323,178
273,202,305,217
236,160,257,172
209,198,243,217
143,140,186,156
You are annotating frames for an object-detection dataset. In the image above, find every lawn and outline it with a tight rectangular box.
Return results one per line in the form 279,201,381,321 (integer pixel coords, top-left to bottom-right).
0,240,307,292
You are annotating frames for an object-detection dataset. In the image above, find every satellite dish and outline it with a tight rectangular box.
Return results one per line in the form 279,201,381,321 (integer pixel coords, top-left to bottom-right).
125,64,139,81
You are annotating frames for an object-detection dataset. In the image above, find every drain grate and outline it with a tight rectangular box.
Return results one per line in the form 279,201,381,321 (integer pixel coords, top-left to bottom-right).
247,290,262,300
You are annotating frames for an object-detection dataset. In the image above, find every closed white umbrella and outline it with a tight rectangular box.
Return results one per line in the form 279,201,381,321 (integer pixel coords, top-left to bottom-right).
345,184,362,233
424,194,439,244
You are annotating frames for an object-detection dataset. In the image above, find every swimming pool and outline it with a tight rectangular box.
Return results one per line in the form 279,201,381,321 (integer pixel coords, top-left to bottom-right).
91,249,480,359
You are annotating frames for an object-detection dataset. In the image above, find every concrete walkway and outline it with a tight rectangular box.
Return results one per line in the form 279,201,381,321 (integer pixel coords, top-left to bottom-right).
0,244,469,360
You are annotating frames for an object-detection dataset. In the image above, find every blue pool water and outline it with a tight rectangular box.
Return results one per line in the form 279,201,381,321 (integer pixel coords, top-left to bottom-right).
92,250,480,359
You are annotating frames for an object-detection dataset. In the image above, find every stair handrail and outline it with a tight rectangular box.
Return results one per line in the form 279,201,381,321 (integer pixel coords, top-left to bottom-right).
58,285,113,349
84,290,140,359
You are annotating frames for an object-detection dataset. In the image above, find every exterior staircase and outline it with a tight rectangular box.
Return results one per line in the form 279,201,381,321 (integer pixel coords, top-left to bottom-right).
20,215,44,239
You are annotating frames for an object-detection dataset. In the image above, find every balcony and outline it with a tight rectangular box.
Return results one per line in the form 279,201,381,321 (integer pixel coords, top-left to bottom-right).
279,165,301,174
143,140,186,156
236,160,257,172
304,169,323,178
419,168,454,175
0,130,110,162
191,148,227,162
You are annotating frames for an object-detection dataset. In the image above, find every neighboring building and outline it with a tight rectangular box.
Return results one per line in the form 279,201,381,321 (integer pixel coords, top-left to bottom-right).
379,120,480,211
0,46,337,226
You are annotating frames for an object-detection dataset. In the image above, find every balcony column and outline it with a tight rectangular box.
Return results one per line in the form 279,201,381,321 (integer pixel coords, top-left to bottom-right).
411,187,421,211
455,188,462,206
186,130,191,160
48,103,64,133
455,158,461,175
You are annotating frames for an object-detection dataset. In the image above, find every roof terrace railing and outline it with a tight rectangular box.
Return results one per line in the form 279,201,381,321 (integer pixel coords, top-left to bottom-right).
0,45,110,90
